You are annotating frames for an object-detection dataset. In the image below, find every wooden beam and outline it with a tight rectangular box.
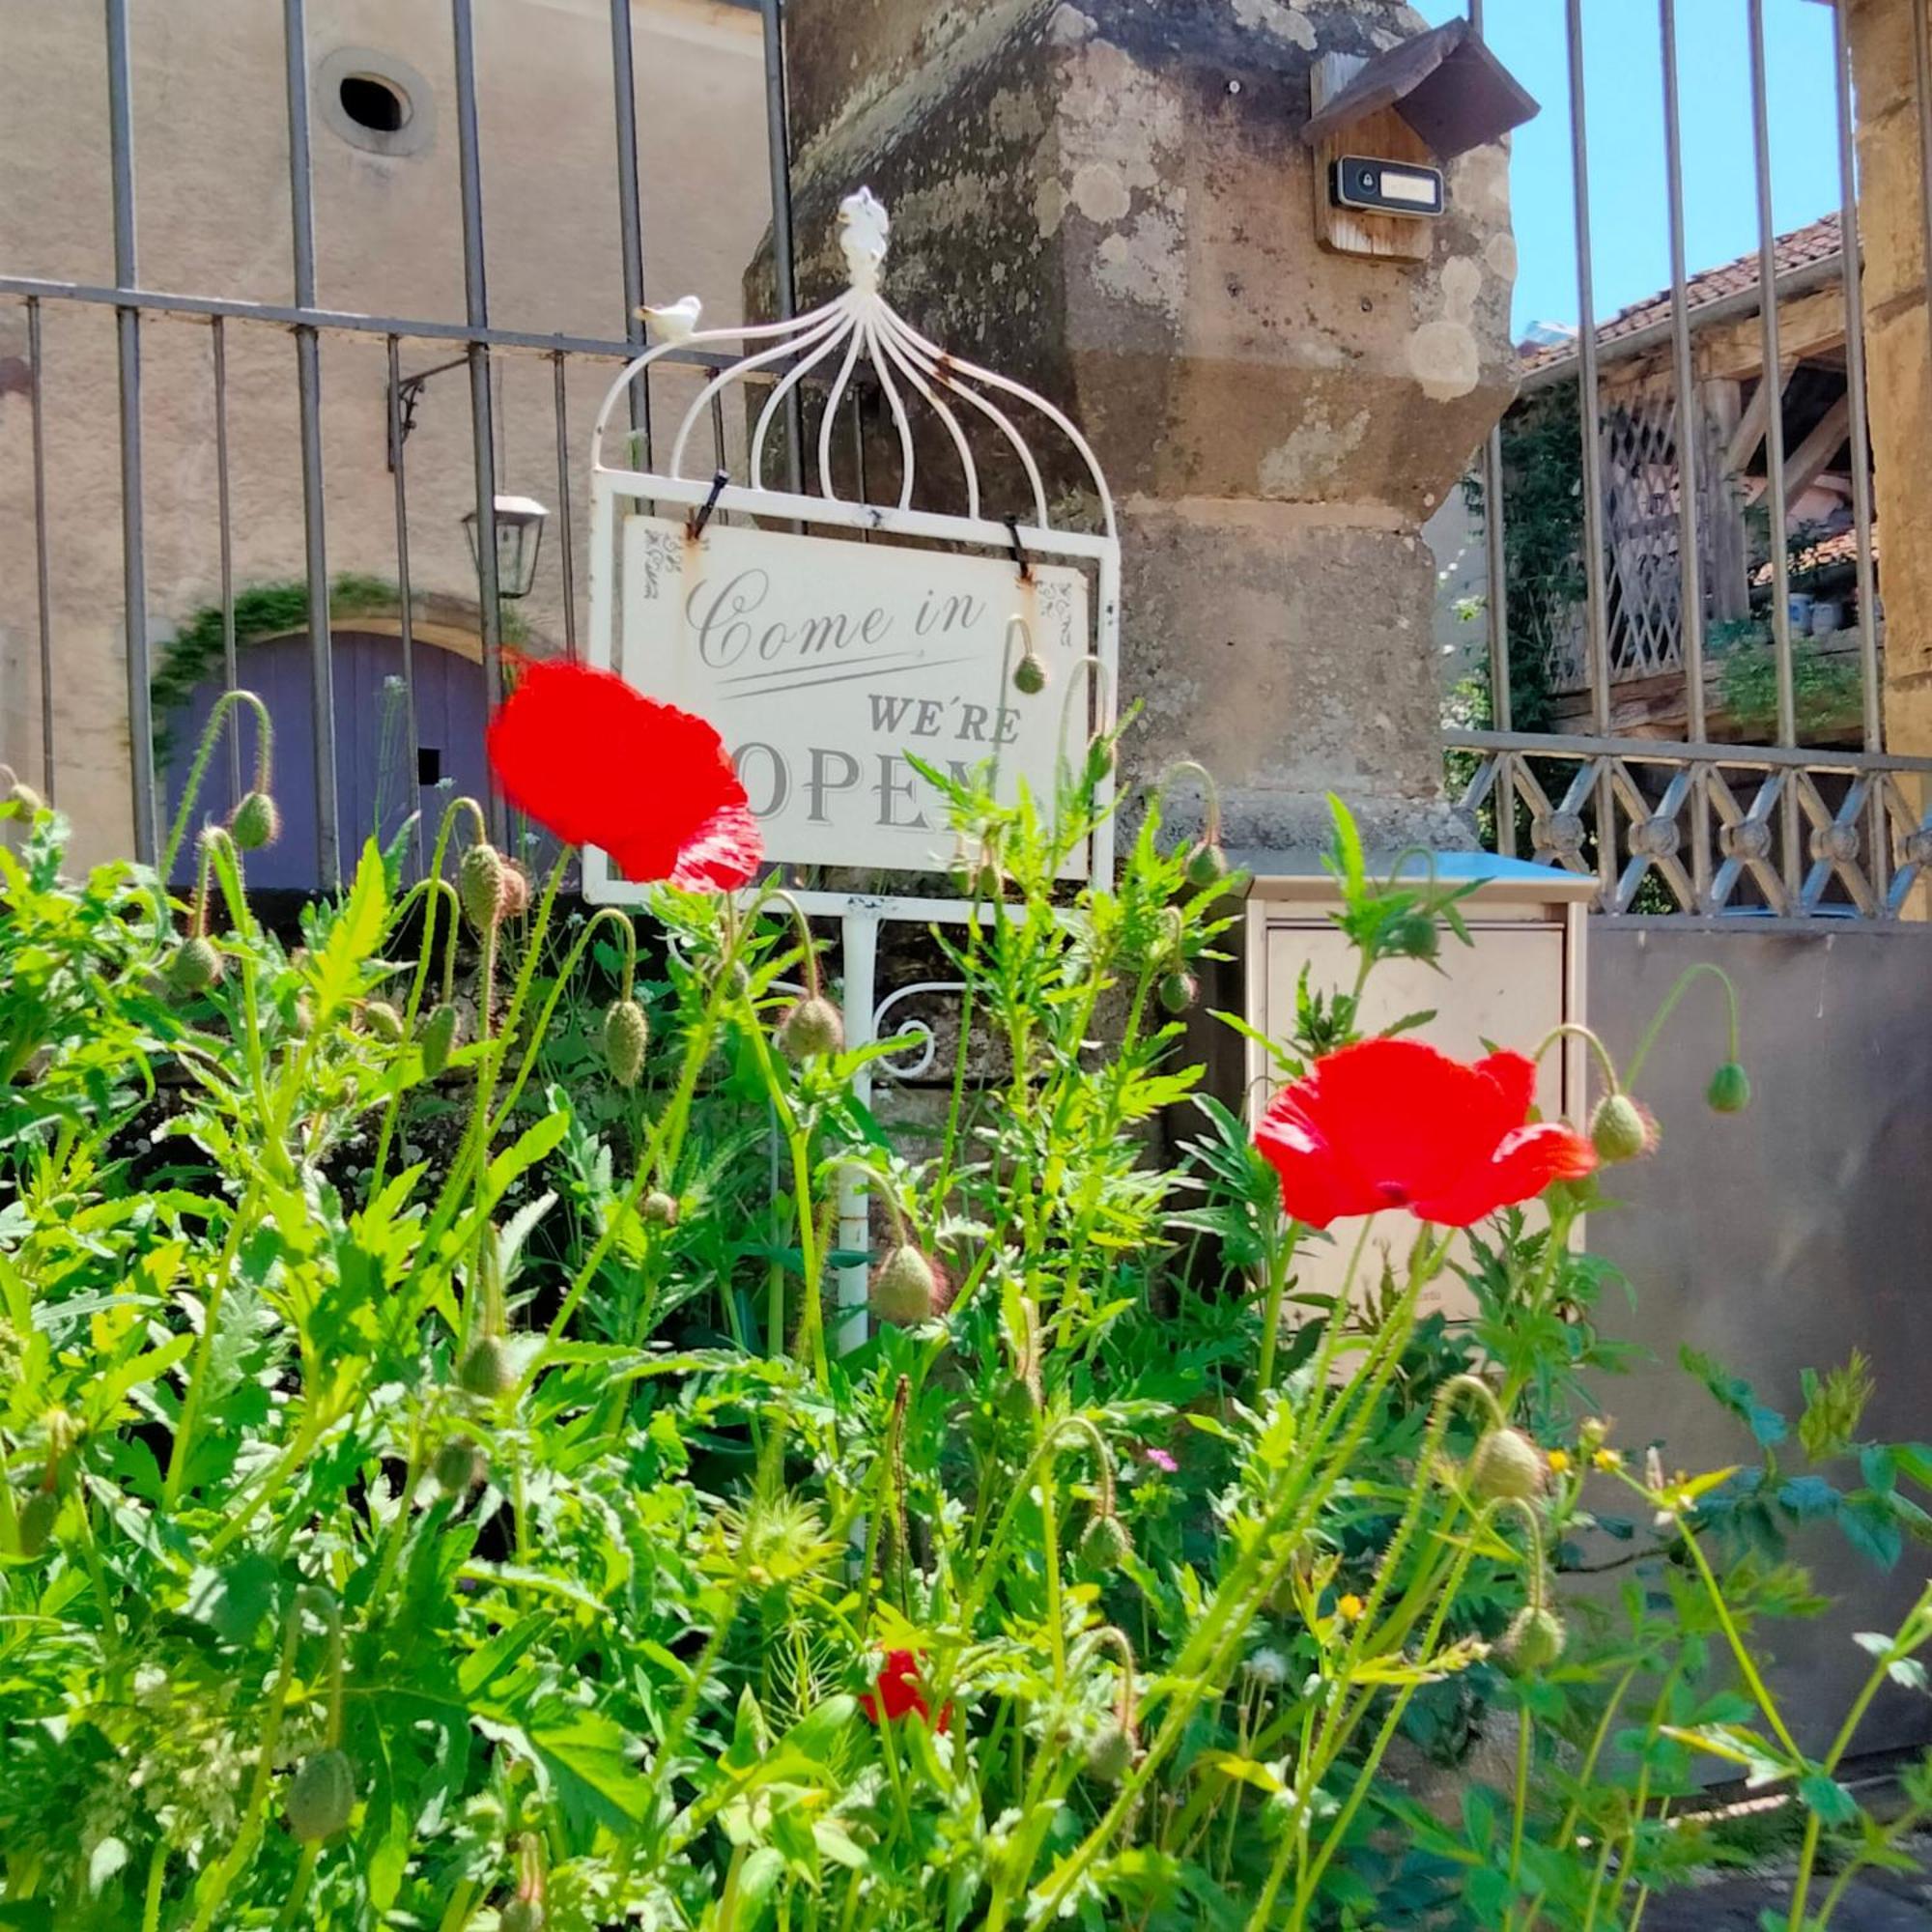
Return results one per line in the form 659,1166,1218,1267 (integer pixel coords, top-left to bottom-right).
1695,286,1847,384
1721,359,1798,476
1743,391,1851,507
1701,377,1751,623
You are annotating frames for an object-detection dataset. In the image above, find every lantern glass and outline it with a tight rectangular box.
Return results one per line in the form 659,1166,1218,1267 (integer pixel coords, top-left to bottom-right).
463,494,549,601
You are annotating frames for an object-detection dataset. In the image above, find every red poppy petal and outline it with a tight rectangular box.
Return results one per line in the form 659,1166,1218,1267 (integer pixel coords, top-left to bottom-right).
1409,1123,1598,1227
1294,1039,1503,1203
668,801,764,892
1254,1092,1386,1229
1473,1050,1538,1124
486,662,754,885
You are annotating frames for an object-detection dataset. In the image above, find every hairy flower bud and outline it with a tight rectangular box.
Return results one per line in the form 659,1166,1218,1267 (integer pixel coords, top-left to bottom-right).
1501,1603,1567,1672
498,864,530,922
362,1001,404,1044
1077,1510,1133,1573
459,842,509,933
458,1335,518,1401
1589,1092,1657,1164
286,1749,355,1842
604,999,649,1088
642,1191,679,1229
167,936,224,998
1706,1061,1751,1115
1385,912,1439,963
1468,1427,1545,1503
433,1438,486,1497
1157,971,1197,1016
15,1488,57,1558
228,790,282,851
6,780,45,814
1085,1721,1134,1784
870,1245,947,1325
780,994,844,1061
1185,839,1231,891
419,1003,461,1077
1012,653,1048,696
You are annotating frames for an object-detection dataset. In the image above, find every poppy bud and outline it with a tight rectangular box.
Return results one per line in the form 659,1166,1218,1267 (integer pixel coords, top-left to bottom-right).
1501,1603,1567,1672
500,1905,546,1932
460,842,508,932
458,1336,518,1400
1085,1722,1134,1784
870,1245,947,1325
433,1438,485,1496
1012,653,1048,696
1157,971,1197,1016
286,1748,355,1841
1185,840,1230,891
420,1003,461,1076
780,994,844,1061
228,790,282,851
15,1488,57,1558
498,865,530,922
1589,1093,1657,1164
6,781,45,814
604,999,649,1088
362,1001,405,1044
1468,1427,1545,1503
167,936,224,998
642,1191,679,1228
1385,913,1439,963
1077,1510,1133,1573
1706,1062,1751,1115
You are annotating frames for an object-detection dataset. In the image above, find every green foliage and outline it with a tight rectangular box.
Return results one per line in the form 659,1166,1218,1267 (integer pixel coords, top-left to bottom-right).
1,750,1928,1930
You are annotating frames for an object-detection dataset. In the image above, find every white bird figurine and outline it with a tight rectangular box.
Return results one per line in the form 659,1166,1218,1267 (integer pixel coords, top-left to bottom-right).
639,295,703,344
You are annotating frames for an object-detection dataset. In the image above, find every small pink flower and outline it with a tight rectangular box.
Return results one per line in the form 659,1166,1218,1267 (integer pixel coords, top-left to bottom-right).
1145,1448,1179,1474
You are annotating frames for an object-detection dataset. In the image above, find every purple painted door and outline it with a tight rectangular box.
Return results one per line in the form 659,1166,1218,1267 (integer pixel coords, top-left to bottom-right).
164,633,490,890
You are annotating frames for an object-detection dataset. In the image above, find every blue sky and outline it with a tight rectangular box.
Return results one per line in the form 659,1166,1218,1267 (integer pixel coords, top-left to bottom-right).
1414,0,1843,337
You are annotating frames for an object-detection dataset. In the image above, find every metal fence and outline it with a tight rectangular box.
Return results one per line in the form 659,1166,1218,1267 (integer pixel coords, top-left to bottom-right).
1,0,798,891
1452,0,1932,923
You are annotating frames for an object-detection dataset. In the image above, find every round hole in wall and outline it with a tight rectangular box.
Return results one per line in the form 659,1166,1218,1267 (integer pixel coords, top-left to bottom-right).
339,73,408,134
318,47,436,157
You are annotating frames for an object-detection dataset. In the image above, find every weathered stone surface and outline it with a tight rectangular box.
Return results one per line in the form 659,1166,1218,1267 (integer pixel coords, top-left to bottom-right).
1849,0,1932,799
754,0,1520,856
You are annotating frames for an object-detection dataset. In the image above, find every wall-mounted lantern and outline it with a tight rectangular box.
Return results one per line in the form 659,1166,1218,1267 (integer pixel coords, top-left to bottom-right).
463,494,549,602
1302,19,1537,262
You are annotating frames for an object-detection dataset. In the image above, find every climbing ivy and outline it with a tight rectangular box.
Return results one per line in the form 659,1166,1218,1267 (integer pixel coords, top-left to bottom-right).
150,576,399,767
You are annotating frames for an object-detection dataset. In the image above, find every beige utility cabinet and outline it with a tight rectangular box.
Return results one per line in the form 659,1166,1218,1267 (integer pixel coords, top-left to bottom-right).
1238,854,1597,1319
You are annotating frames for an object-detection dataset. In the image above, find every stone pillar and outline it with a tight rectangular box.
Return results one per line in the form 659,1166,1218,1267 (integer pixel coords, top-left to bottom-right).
1846,0,1932,772
754,0,1521,857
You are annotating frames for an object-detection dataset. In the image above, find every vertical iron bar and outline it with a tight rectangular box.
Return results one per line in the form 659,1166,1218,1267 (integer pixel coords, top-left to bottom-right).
27,298,55,805
762,0,805,498
212,316,241,805
106,0,156,863
1659,0,1707,905
1481,427,1514,853
552,352,579,660
1564,0,1614,898
1832,4,1880,755
1833,2,1884,908
1747,0,1798,906
1747,0,1795,747
609,0,651,463
284,0,339,887
386,336,425,875
452,0,505,844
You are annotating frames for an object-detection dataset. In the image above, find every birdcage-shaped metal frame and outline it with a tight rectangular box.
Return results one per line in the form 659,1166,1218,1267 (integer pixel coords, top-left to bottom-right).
583,185,1122,922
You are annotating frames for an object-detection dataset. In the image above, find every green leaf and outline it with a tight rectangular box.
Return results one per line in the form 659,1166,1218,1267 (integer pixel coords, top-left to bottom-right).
1797,1774,1859,1827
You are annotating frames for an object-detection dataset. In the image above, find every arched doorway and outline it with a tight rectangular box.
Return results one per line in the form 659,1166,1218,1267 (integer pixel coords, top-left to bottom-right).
162,629,491,890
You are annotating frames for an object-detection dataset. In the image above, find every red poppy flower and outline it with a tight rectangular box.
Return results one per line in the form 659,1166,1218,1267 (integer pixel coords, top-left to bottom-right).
860,1648,950,1730
1254,1037,1596,1230
485,659,762,890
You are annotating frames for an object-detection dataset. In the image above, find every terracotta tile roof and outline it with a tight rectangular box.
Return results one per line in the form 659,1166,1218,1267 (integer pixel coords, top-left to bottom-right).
1520,212,1842,374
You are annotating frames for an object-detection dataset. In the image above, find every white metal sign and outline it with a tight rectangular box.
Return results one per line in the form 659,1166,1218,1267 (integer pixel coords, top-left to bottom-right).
615,515,1090,876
